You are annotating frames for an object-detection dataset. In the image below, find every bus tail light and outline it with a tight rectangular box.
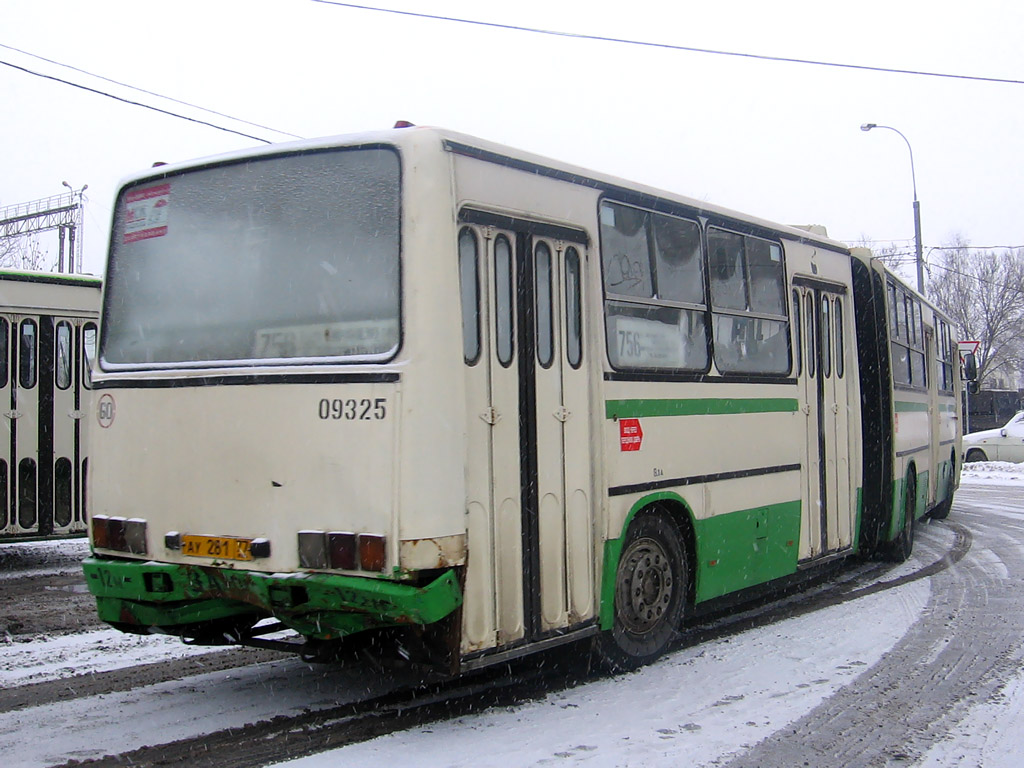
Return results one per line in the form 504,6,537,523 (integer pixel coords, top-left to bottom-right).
92,514,111,549
91,515,148,555
124,519,148,554
328,532,357,570
298,531,329,569
297,530,386,572
107,517,127,551
358,534,387,572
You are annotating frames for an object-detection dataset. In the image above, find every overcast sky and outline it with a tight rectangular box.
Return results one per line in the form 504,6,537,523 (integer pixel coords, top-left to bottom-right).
2,0,1022,277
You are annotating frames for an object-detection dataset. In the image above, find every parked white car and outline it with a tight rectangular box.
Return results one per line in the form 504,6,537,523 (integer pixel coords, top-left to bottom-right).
964,410,1024,463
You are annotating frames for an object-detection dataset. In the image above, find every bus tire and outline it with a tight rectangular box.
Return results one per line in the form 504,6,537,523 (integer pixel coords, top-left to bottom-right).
885,474,916,562
929,497,952,520
928,451,956,520
595,513,686,672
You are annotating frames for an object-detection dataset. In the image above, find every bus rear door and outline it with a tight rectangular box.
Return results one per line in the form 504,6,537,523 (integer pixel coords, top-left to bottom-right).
460,217,594,652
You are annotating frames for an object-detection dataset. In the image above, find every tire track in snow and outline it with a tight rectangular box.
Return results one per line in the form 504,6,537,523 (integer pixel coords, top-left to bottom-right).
721,500,1023,768
26,521,971,767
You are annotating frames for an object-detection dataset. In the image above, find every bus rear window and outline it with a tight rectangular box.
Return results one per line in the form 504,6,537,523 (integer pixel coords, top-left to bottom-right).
102,147,401,368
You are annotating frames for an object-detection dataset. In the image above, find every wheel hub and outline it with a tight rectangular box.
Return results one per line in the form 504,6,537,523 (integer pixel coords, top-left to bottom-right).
618,537,674,634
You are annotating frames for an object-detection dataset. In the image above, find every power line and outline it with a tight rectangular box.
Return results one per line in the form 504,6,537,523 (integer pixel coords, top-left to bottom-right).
929,244,1024,253
927,259,1024,299
0,58,276,144
0,42,303,140
850,237,917,244
311,1,1024,86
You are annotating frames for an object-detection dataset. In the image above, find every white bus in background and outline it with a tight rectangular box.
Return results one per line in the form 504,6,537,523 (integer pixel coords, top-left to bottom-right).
0,271,101,542
82,127,962,673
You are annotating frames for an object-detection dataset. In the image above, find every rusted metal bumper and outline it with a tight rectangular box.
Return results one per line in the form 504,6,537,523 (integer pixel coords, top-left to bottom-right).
82,556,463,640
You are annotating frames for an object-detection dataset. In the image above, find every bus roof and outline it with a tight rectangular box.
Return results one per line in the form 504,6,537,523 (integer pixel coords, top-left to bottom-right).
115,125,850,254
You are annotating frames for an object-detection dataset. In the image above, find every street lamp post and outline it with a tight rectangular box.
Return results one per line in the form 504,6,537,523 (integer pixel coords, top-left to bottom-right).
860,123,924,294
60,181,88,274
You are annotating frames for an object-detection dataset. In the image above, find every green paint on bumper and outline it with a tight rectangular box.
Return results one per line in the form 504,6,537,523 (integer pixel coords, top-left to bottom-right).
83,557,463,640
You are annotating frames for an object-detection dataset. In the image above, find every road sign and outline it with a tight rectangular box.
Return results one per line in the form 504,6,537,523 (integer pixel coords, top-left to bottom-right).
958,340,979,361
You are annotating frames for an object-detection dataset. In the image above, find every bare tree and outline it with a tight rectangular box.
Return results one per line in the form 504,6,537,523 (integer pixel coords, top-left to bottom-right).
927,238,1024,387
0,234,55,271
851,237,915,279
872,242,912,273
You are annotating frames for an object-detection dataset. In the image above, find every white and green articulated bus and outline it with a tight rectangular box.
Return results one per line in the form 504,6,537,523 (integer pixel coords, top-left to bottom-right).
0,270,100,543
82,126,962,673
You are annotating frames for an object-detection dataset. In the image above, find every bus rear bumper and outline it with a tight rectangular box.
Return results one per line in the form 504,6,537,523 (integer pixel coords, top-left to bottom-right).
82,556,463,641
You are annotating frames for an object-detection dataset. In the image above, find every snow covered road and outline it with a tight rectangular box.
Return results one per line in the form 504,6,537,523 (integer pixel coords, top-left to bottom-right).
0,464,1020,767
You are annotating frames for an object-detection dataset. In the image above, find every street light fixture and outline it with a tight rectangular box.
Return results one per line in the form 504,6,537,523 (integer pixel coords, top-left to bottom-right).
860,123,924,293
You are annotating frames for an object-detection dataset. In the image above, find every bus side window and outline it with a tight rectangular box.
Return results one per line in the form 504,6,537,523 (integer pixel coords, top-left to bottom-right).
820,294,832,378
19,319,37,389
0,459,6,530
708,229,789,374
565,247,583,368
708,231,747,311
911,300,926,387
805,293,815,378
458,227,481,365
0,318,8,388
901,294,911,345
792,289,802,377
494,234,515,367
938,321,953,391
56,321,73,390
535,241,554,369
600,202,653,299
600,201,708,372
835,297,845,378
54,457,73,528
83,322,98,389
887,282,899,340
19,457,36,528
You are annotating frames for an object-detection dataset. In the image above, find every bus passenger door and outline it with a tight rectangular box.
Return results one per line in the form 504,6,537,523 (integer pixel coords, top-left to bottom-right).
12,317,42,535
459,218,594,652
530,237,594,635
464,228,524,651
0,317,10,534
823,293,853,550
797,290,821,558
796,283,852,559
51,320,86,534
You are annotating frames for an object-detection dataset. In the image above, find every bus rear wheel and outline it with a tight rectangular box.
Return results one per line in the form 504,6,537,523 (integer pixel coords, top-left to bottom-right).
595,513,687,672
928,452,956,520
885,474,916,562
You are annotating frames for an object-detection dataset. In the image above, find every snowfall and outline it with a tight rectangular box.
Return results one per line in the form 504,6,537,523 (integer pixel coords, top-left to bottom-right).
1,461,1022,768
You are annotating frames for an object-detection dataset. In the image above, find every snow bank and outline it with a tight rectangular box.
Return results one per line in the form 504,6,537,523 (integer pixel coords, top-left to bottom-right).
960,461,1024,485
0,629,220,687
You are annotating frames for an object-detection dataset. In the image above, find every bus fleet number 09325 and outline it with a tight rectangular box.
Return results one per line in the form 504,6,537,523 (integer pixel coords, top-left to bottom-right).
318,398,388,421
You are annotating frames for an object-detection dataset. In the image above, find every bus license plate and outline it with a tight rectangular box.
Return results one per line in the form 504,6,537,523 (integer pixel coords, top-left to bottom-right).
181,535,253,561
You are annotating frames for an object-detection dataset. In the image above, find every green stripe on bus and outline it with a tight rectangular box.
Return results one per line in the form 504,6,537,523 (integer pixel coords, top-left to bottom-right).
605,397,800,420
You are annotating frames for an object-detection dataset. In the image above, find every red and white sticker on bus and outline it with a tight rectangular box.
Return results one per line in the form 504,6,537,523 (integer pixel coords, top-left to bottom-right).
123,183,170,243
619,418,643,451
